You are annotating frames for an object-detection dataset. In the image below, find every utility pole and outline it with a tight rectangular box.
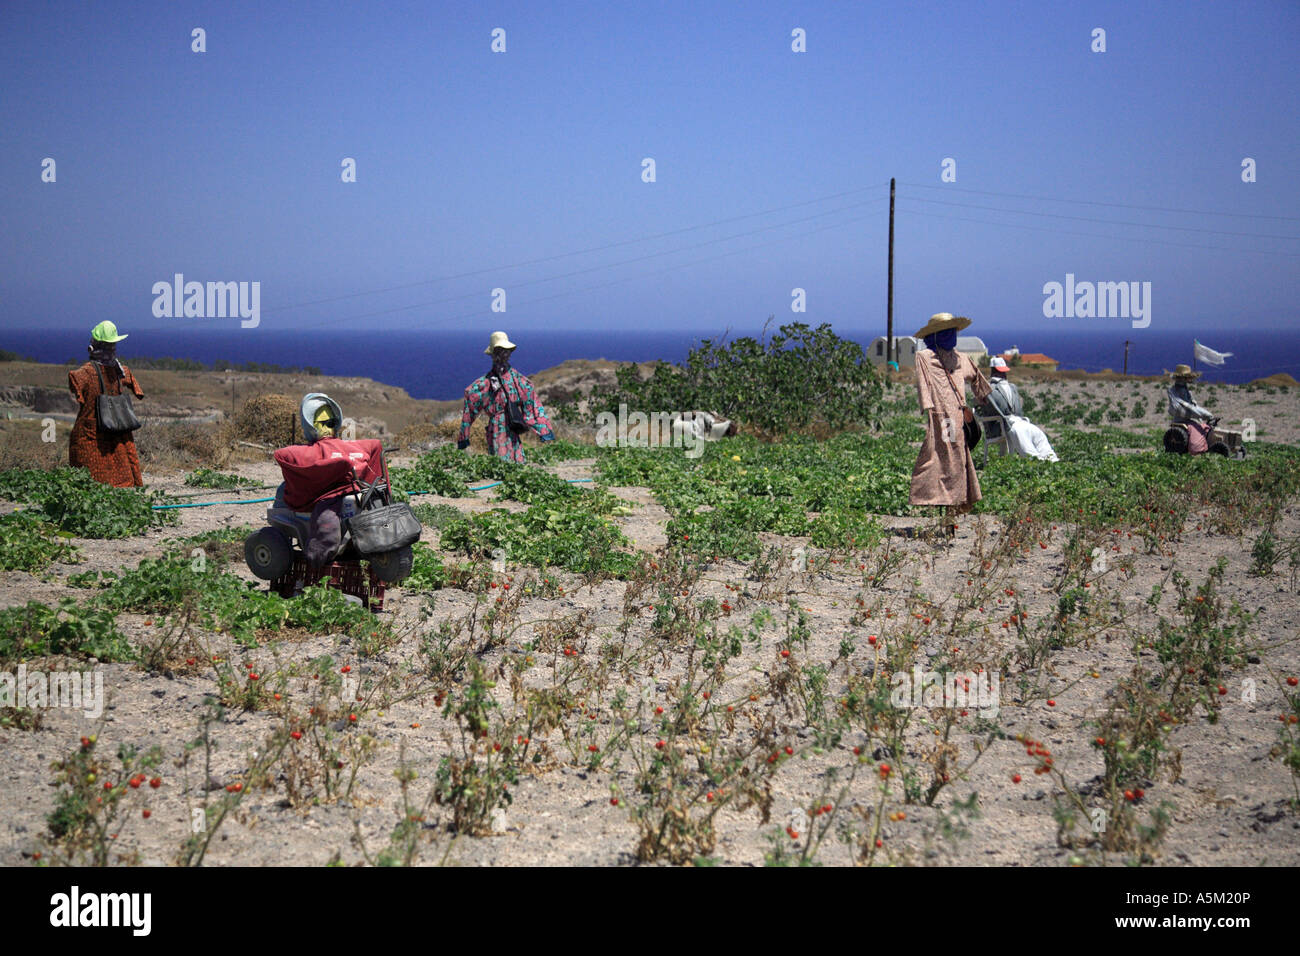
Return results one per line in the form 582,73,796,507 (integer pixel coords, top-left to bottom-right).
886,178,895,367
1123,339,1131,376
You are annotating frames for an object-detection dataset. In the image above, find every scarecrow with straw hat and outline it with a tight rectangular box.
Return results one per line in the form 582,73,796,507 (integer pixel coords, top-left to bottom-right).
1165,363,1217,454
908,313,993,527
67,321,146,487
456,331,556,463
977,355,1060,462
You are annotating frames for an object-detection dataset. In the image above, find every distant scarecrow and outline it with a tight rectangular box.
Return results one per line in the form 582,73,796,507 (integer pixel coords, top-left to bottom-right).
909,313,992,520
68,321,145,487
1166,364,1216,453
457,331,556,463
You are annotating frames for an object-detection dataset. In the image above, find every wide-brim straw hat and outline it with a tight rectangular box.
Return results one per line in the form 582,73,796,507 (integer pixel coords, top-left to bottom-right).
484,331,517,354
1167,363,1201,381
913,312,971,339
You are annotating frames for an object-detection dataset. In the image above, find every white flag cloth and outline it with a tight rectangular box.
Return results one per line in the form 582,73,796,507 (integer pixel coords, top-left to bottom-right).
1193,340,1232,366
1005,416,1059,462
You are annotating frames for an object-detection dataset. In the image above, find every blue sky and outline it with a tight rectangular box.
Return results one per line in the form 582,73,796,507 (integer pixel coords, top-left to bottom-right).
2,0,1297,342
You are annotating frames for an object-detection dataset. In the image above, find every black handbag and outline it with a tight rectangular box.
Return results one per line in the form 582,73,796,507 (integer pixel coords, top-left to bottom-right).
497,373,529,434
94,363,142,433
347,502,422,555
506,399,528,434
941,362,980,449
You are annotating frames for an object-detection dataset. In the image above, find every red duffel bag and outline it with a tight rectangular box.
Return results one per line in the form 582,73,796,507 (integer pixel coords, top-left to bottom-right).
273,438,384,511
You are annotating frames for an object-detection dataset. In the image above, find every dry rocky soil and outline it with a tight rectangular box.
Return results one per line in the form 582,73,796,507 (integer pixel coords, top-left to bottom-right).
1,362,1298,866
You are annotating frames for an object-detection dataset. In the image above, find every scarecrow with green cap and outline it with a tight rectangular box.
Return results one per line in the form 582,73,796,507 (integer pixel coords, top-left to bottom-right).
456,331,556,463
67,321,146,486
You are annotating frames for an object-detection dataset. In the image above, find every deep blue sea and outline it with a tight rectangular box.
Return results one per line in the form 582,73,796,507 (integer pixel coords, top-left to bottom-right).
3,325,1298,400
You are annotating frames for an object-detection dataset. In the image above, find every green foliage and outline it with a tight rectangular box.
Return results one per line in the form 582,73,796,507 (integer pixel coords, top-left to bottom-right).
808,509,885,550
66,569,117,589
390,449,473,498
585,321,884,436
46,737,165,865
585,415,1300,561
439,506,635,576
91,556,382,646
168,525,257,548
594,433,911,559
404,542,451,591
0,511,80,572
0,468,177,538
527,438,596,464
492,468,620,513
411,502,464,530
391,445,525,498
0,599,133,666
183,468,258,488
393,446,617,510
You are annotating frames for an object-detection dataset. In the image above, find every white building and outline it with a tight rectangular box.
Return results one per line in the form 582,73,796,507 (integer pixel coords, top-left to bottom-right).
956,336,988,363
867,335,919,368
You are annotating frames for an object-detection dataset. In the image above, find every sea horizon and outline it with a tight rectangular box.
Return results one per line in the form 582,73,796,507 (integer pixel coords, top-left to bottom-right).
4,324,1298,401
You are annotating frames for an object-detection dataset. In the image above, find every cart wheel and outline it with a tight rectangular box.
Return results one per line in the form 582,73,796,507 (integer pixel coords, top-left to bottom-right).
1208,442,1230,457
245,528,294,581
369,545,414,583
1163,427,1188,454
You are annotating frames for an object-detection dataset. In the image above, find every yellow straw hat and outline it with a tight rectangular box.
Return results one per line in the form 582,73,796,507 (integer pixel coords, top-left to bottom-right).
913,313,971,339
484,331,517,354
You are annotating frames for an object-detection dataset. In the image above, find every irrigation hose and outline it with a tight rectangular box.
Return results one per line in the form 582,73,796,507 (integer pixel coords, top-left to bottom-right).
154,497,276,510
149,476,597,509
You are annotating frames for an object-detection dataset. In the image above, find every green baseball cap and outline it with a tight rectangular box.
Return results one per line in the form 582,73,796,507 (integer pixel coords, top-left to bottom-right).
90,320,128,343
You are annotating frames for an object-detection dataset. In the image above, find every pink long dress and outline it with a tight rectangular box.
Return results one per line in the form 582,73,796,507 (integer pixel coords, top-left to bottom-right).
909,348,992,507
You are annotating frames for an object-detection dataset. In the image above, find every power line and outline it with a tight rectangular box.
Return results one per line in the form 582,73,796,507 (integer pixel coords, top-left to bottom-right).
261,181,892,315
268,197,888,330
900,204,1300,258
301,204,883,330
898,181,1300,223
904,196,1300,241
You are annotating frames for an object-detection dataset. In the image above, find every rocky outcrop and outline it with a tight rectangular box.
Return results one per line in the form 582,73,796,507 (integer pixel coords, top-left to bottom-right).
0,385,78,414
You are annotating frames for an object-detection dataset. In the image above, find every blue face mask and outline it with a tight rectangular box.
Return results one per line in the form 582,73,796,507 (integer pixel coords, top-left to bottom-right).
924,329,958,351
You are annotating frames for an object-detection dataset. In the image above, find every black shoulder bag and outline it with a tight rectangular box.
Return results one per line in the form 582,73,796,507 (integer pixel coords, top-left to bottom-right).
941,361,980,450
94,363,143,433
499,373,529,434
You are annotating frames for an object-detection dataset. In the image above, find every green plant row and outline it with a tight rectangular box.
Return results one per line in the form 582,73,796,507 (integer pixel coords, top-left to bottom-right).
0,468,177,538
87,556,383,646
439,505,636,576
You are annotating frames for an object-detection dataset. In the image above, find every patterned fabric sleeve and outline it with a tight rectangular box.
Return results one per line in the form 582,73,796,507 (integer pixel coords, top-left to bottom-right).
68,369,85,406
123,367,144,399
517,373,555,440
458,379,485,445
914,352,938,412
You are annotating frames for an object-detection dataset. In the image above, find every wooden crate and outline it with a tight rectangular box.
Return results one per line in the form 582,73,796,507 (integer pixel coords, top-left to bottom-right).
271,557,385,611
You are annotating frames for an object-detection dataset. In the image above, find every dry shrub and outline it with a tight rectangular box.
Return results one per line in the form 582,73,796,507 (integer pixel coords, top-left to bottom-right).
232,393,300,446
393,414,566,455
134,420,234,471
394,420,446,453
423,415,490,452
0,420,64,471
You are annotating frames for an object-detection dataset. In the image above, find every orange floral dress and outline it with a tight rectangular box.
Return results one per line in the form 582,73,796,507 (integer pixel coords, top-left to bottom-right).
68,362,145,487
